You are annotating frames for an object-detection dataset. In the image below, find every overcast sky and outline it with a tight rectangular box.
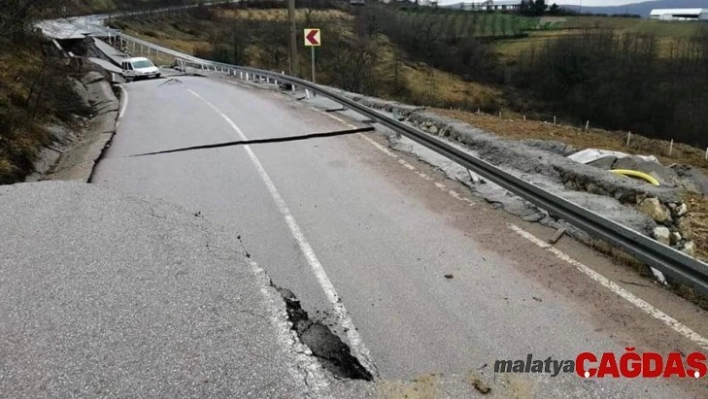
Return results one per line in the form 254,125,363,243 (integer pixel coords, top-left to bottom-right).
439,0,645,5
556,0,643,5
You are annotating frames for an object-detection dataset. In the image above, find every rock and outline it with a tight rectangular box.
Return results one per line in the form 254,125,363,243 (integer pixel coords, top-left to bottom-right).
522,212,544,222
681,241,696,257
564,180,578,190
650,268,667,285
80,71,105,85
613,156,681,188
671,165,708,195
522,140,577,156
677,217,693,240
676,203,688,217
670,231,681,246
68,77,90,110
639,198,671,223
429,125,439,134
585,182,607,196
653,226,671,245
587,156,617,170
612,189,634,204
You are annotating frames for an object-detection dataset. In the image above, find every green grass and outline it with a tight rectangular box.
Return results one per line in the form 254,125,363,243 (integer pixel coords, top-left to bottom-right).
559,16,705,38
113,7,508,111
393,9,539,38
494,15,707,61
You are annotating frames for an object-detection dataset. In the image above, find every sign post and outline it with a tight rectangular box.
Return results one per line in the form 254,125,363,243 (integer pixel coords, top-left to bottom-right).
303,28,321,83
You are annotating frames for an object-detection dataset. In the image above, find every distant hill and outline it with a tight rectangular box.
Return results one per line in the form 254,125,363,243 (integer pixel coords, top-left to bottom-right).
559,0,708,18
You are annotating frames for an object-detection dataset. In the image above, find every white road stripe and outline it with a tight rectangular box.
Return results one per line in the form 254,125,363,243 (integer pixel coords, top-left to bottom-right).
508,223,708,351
249,261,332,398
186,88,378,377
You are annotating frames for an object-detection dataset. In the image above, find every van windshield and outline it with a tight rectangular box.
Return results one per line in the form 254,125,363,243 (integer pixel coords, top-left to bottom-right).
132,60,154,69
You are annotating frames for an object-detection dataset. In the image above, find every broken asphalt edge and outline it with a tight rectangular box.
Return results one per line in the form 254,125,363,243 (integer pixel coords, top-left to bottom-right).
42,71,121,183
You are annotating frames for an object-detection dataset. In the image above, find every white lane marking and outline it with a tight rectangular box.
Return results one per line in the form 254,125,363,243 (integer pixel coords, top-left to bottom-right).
186,88,378,376
317,109,475,207
508,223,708,351
118,85,128,119
249,260,332,398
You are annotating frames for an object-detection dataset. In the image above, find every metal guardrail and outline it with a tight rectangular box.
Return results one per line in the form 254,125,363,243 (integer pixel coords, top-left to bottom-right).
107,28,708,295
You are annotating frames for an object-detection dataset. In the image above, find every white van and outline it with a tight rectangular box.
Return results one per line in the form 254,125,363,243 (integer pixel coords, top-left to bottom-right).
121,57,161,81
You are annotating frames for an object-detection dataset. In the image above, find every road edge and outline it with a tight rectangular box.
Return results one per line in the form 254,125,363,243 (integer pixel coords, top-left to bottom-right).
42,71,121,183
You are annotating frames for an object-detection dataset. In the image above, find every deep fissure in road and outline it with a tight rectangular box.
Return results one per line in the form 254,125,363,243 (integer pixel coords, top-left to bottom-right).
274,286,373,381
130,127,375,157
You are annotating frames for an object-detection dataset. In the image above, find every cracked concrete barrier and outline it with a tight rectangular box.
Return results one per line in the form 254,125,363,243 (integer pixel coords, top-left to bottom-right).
0,181,373,398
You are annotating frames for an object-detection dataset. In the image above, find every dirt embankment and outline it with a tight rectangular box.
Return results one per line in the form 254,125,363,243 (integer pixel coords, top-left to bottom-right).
0,31,121,185
40,70,120,182
434,109,708,261
21,39,120,184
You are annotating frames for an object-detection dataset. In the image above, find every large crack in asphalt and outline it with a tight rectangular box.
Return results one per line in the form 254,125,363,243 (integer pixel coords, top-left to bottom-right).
274,286,374,381
129,126,375,157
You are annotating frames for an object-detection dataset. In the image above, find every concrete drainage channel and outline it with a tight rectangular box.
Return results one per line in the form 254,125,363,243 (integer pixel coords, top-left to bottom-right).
275,286,373,381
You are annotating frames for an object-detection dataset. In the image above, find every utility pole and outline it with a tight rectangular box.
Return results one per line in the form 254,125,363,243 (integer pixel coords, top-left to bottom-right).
288,0,299,77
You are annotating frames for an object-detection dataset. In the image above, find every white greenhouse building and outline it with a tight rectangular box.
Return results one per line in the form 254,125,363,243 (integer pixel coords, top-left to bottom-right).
649,9,708,21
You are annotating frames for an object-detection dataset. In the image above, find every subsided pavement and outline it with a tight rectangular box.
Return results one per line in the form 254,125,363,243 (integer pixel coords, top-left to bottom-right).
0,181,373,398
86,75,708,397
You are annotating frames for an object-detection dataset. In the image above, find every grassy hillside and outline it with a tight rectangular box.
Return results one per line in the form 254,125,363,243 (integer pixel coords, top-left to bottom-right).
0,35,92,183
496,15,707,60
110,6,507,110
0,0,102,183
0,1,230,183
388,8,541,38
110,3,708,149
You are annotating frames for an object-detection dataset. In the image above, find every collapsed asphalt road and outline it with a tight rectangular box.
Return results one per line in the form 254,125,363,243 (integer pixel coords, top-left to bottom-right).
87,75,708,397
276,287,373,381
0,182,373,398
